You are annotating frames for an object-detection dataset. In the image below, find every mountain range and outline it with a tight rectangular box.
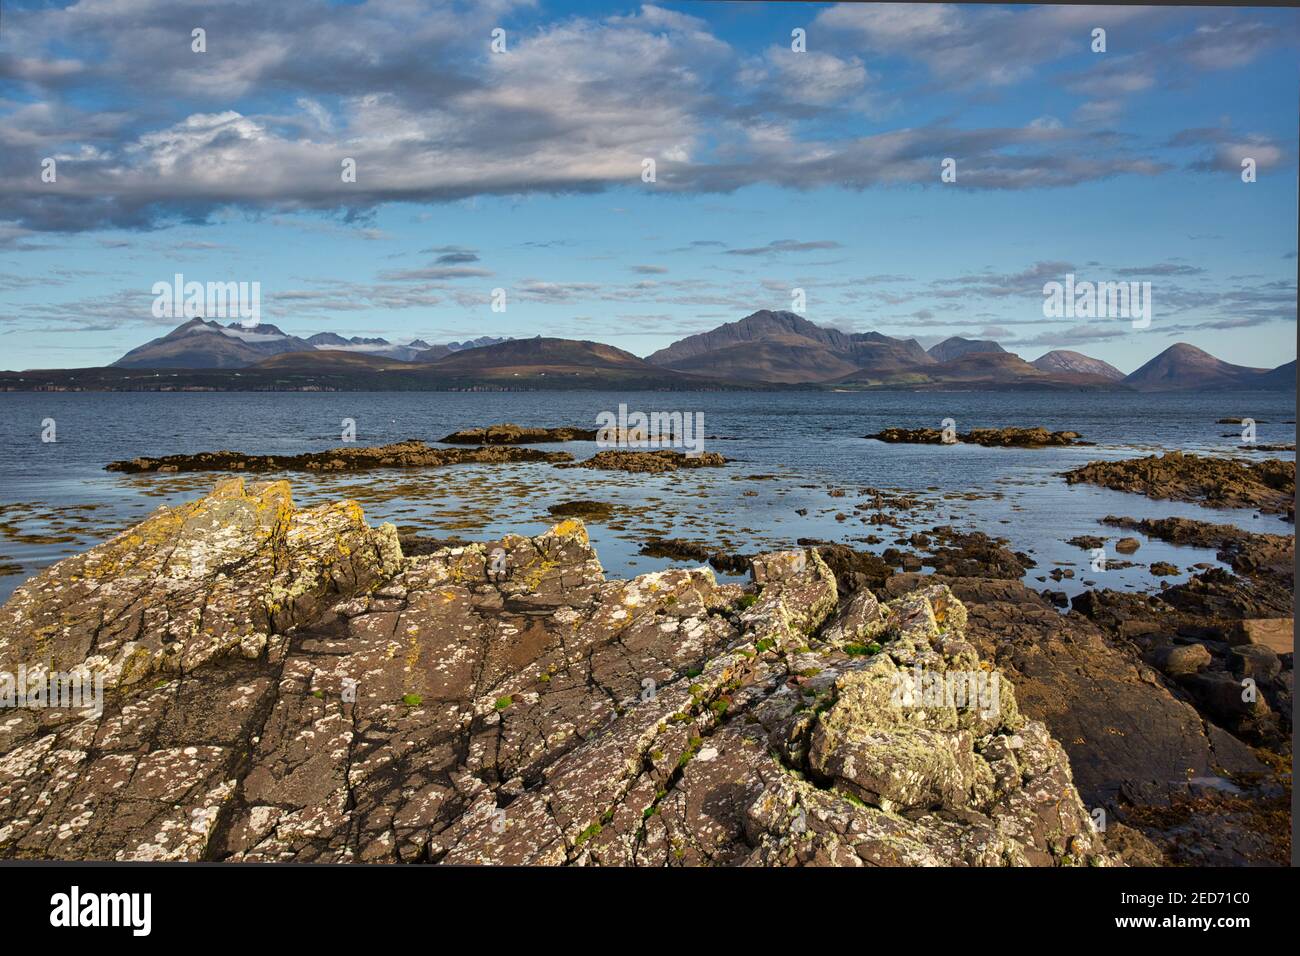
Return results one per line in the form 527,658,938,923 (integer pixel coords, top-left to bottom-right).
110,318,509,368
2,311,1293,392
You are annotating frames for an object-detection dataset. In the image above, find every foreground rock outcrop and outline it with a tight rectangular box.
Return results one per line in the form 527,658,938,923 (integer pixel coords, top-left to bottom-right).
1064,452,1295,520
885,567,1290,865
0,480,1108,865
812,510,1292,866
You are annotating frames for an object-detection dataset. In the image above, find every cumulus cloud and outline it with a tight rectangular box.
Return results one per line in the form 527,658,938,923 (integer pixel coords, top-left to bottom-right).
1170,128,1289,173
3,0,1264,235
813,3,1160,88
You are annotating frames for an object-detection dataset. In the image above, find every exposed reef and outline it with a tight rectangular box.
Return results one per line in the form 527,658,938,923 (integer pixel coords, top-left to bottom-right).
559,450,728,473
1064,452,1294,520
440,424,597,444
865,426,1087,447
106,440,573,474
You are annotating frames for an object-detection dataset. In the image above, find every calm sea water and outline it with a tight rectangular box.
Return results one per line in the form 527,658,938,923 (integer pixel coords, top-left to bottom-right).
0,389,1294,604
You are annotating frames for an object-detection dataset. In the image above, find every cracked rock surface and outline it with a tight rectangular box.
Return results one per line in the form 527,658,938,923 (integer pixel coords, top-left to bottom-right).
0,480,1109,865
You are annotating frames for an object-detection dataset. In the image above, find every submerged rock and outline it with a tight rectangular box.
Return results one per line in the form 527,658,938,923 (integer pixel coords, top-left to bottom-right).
0,481,1109,866
639,537,748,574
547,500,615,522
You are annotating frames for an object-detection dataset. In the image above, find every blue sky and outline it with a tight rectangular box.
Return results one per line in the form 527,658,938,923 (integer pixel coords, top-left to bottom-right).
1,0,1296,372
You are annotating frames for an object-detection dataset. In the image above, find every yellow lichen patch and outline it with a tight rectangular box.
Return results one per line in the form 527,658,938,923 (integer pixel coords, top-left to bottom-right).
404,634,422,675
546,519,588,544
518,558,558,592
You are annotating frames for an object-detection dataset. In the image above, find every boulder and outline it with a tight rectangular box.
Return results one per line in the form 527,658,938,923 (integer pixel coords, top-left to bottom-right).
1229,644,1282,682
1229,618,1294,655
1156,644,1211,678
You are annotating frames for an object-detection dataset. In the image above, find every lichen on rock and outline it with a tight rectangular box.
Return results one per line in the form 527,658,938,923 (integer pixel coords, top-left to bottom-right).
0,480,1112,866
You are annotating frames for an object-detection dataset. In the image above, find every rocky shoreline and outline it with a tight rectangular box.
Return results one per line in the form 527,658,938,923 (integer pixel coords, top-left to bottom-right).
0,468,1291,865
1,478,1118,865
3,429,1293,866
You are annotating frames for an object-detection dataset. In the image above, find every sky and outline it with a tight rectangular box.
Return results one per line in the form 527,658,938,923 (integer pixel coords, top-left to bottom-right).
0,0,1296,373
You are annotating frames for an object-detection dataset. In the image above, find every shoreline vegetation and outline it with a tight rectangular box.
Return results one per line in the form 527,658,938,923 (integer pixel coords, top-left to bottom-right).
0,423,1292,864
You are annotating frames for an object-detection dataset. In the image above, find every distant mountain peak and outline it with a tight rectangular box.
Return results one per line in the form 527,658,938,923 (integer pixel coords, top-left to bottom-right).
1122,341,1270,391
111,318,312,369
646,310,932,384
447,335,512,351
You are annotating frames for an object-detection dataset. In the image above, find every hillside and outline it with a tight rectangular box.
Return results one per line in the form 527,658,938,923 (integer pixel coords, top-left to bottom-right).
1031,350,1125,381
659,341,862,384
1123,343,1270,391
646,310,843,366
1256,360,1297,390
927,336,1006,363
647,310,932,384
832,350,1117,390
